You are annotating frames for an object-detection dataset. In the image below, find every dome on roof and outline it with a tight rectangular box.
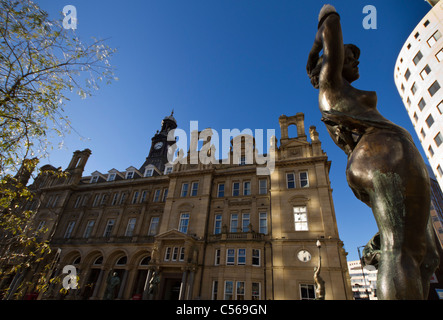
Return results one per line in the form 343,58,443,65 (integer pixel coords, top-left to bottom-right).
163,110,176,123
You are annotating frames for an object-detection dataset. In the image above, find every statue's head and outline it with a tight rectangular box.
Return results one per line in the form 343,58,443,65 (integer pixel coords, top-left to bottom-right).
308,44,360,89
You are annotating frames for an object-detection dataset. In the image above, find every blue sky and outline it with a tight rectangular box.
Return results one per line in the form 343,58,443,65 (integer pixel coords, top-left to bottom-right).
35,0,432,261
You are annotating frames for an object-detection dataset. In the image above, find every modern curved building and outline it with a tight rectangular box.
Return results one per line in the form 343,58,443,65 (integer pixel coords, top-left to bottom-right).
394,1,443,191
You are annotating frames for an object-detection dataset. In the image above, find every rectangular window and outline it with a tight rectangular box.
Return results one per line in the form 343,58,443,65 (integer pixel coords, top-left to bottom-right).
191,182,199,196
243,181,251,195
215,249,221,265
103,219,115,237
125,218,136,237
300,284,316,300
437,165,443,177
230,214,238,233
242,213,250,232
153,189,161,202
140,190,147,203
84,220,95,238
413,50,423,65
100,194,107,206
436,48,443,62
214,214,222,234
252,282,261,300
426,114,435,128
421,128,426,139
428,80,441,97
434,132,443,147
179,247,185,261
232,182,240,196
64,221,76,239
108,173,116,181
132,191,139,204
165,247,171,261
299,171,309,188
420,64,431,80
294,206,308,231
144,168,153,177
179,213,190,234
259,179,267,194
172,247,179,261
259,212,267,234
92,194,100,207
404,68,411,80
418,98,426,111
74,195,82,208
252,249,261,266
52,195,59,208
217,183,225,197
162,188,168,202
126,171,134,179
224,281,234,300
37,220,46,231
428,145,434,158
438,100,443,114
239,155,246,165
427,30,442,47
287,173,295,189
181,183,189,197
212,281,218,300
119,192,126,205
236,281,245,300
164,166,173,174
237,249,246,265
226,249,235,265
411,82,417,95
90,175,99,183
148,217,159,236
111,193,119,206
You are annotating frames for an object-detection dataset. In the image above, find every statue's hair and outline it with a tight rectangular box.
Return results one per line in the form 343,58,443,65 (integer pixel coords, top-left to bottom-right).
308,44,360,89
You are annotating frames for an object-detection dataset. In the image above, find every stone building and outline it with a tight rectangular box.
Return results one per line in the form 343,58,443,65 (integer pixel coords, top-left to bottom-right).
24,113,352,300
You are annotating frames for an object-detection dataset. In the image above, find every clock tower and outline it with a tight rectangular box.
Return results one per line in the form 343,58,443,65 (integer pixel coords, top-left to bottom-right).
140,111,177,174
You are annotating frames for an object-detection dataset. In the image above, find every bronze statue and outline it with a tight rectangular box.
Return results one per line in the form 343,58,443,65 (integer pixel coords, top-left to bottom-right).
314,260,325,300
103,271,120,300
306,4,439,299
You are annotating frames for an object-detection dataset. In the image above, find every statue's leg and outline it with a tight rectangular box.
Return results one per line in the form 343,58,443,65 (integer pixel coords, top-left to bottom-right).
420,216,440,299
369,171,428,300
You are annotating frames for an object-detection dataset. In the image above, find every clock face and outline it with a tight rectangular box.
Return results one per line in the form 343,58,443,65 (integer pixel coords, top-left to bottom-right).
154,142,163,150
297,250,311,262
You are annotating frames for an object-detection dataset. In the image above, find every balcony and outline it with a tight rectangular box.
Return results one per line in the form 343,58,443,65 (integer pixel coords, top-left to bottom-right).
208,231,265,242
51,235,155,245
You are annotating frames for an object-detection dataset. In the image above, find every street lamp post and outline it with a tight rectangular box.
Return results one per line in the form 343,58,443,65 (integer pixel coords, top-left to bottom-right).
314,239,325,300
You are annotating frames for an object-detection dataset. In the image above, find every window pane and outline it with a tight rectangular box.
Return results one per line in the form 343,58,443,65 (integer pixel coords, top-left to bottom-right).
179,213,190,233
428,81,441,97
232,182,240,196
230,214,238,232
259,179,267,194
259,212,267,234
214,214,222,234
225,281,234,300
300,171,309,187
287,173,295,189
218,184,225,197
294,206,308,231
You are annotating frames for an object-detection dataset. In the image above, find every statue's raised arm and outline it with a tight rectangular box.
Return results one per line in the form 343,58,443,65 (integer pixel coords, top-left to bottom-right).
306,4,439,300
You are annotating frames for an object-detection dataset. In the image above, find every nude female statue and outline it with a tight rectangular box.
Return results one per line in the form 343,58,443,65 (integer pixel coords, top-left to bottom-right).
306,5,439,299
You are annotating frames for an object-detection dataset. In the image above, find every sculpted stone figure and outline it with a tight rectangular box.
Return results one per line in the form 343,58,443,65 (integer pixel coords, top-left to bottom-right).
306,5,439,299
103,272,120,300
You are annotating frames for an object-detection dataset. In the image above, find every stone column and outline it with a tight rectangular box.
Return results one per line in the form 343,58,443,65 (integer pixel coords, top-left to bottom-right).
179,268,188,300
